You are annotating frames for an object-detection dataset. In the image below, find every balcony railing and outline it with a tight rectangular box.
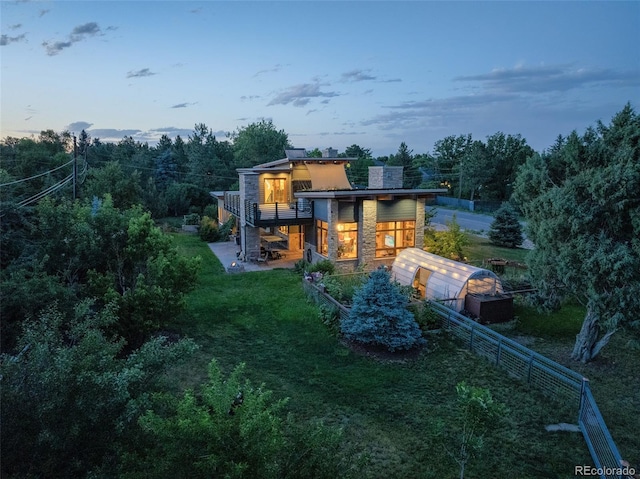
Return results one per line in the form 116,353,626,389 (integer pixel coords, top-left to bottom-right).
223,192,313,227
245,199,313,226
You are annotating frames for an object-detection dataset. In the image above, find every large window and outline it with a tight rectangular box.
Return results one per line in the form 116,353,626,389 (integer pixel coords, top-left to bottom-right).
264,178,287,204
375,220,415,258
316,220,328,255
337,223,358,259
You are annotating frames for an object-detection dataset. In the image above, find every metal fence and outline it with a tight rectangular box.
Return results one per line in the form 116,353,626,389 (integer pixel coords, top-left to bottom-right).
301,280,626,479
428,300,625,479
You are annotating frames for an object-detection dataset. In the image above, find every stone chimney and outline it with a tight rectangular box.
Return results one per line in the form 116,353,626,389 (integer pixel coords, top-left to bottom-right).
368,166,403,189
322,147,338,158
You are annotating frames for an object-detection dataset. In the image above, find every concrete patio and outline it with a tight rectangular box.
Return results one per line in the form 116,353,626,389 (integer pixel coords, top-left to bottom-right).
207,240,302,272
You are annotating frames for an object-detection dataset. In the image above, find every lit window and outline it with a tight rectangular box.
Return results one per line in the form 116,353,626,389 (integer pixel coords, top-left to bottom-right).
337,223,358,259
316,220,328,256
375,221,415,258
264,178,287,204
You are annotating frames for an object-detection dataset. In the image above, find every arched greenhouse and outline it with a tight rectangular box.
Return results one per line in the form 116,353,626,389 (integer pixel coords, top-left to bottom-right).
391,248,512,322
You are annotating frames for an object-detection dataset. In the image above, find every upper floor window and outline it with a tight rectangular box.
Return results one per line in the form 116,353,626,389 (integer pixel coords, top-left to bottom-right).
375,220,415,258
264,178,287,204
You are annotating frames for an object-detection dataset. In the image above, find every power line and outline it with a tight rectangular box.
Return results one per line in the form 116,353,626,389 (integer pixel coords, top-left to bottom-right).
0,159,74,187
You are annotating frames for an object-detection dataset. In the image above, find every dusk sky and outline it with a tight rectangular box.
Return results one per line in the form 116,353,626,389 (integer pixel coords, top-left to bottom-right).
1,1,639,156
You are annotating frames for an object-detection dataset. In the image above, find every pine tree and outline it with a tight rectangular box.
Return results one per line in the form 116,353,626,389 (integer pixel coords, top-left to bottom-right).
340,268,425,352
488,203,523,248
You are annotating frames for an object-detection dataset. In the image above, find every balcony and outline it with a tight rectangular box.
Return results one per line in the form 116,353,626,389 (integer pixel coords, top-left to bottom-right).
224,192,313,227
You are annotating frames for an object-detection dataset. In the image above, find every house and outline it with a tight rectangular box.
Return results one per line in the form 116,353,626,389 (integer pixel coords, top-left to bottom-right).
215,148,447,272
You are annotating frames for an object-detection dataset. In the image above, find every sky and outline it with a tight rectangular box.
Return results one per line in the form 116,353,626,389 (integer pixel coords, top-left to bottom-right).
1,1,639,157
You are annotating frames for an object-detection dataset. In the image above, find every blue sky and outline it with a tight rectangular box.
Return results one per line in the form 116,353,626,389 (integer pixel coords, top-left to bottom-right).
1,1,639,156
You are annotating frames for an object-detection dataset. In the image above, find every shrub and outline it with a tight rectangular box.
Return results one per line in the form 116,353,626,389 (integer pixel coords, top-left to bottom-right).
294,259,310,276
340,268,425,352
318,303,340,335
408,301,441,332
198,216,219,242
309,259,335,276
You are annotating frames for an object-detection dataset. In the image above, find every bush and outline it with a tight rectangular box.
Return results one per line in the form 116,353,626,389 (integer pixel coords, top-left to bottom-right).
340,268,425,352
198,216,220,242
309,259,335,276
124,360,359,479
408,301,441,332
318,303,340,335
294,259,310,276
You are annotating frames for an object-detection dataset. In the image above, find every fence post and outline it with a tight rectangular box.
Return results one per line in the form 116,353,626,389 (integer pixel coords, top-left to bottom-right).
496,338,502,366
579,378,589,419
527,354,535,384
469,323,475,351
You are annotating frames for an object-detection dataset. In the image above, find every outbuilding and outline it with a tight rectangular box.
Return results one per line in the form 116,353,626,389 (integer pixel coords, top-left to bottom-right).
391,248,512,322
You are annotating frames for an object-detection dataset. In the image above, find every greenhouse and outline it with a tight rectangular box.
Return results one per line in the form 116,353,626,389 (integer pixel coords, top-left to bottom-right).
391,248,505,313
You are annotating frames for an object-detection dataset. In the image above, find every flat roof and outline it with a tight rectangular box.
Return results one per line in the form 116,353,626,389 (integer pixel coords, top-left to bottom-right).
295,188,448,199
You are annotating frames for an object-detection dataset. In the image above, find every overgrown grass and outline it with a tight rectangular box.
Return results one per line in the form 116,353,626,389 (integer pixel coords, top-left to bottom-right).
168,233,598,478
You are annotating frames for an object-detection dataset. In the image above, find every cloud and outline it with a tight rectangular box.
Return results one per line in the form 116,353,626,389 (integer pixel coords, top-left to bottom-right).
67,121,94,131
42,21,112,56
361,93,516,130
455,64,640,94
86,128,142,141
71,22,101,40
39,9,49,17
42,40,73,55
240,95,261,101
126,68,156,78
341,69,376,82
253,64,283,78
1,33,27,46
268,83,339,107
10,24,22,30
170,102,196,109
380,78,402,83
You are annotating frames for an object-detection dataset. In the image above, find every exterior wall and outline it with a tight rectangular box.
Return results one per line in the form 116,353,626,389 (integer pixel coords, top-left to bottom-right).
361,199,377,268
415,197,425,250
239,172,260,258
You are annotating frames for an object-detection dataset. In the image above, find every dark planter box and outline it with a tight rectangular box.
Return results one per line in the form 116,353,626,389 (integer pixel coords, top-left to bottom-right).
464,294,514,324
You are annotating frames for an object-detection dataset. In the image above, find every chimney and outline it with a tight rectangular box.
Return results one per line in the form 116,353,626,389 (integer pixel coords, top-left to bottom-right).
322,147,338,158
368,166,404,189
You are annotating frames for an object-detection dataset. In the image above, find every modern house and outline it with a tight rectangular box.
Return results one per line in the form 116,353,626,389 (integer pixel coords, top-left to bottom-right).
215,148,447,272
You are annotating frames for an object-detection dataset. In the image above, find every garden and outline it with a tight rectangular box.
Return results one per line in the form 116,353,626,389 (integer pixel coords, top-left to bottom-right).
167,233,612,479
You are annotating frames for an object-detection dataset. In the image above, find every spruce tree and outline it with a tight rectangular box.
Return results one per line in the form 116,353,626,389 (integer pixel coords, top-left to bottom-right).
488,203,523,248
340,268,425,352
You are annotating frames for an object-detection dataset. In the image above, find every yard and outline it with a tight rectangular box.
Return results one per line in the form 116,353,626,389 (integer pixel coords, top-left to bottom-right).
166,234,609,478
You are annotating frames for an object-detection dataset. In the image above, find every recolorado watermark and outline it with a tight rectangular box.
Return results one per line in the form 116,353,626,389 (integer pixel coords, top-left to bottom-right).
575,465,636,477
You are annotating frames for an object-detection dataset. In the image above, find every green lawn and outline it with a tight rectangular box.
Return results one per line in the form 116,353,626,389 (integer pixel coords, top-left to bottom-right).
460,236,639,465
168,234,595,479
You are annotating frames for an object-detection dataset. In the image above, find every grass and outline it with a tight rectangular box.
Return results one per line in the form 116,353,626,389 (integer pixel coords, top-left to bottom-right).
461,236,640,465
167,233,599,479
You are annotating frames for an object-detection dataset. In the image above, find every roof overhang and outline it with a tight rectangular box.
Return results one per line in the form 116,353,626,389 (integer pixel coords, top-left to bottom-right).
295,188,448,200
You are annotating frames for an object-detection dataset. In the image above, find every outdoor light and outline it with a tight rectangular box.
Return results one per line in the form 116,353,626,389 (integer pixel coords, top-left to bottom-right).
337,223,344,231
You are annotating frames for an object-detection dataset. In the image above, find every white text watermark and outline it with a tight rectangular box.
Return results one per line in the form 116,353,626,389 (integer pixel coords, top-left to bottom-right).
575,465,636,477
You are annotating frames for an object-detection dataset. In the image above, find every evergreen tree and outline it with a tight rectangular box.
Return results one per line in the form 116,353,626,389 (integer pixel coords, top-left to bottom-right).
513,104,640,362
488,203,523,248
340,268,424,352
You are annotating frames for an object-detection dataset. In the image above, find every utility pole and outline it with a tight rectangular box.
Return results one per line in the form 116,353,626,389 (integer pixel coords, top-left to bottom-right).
73,135,78,200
